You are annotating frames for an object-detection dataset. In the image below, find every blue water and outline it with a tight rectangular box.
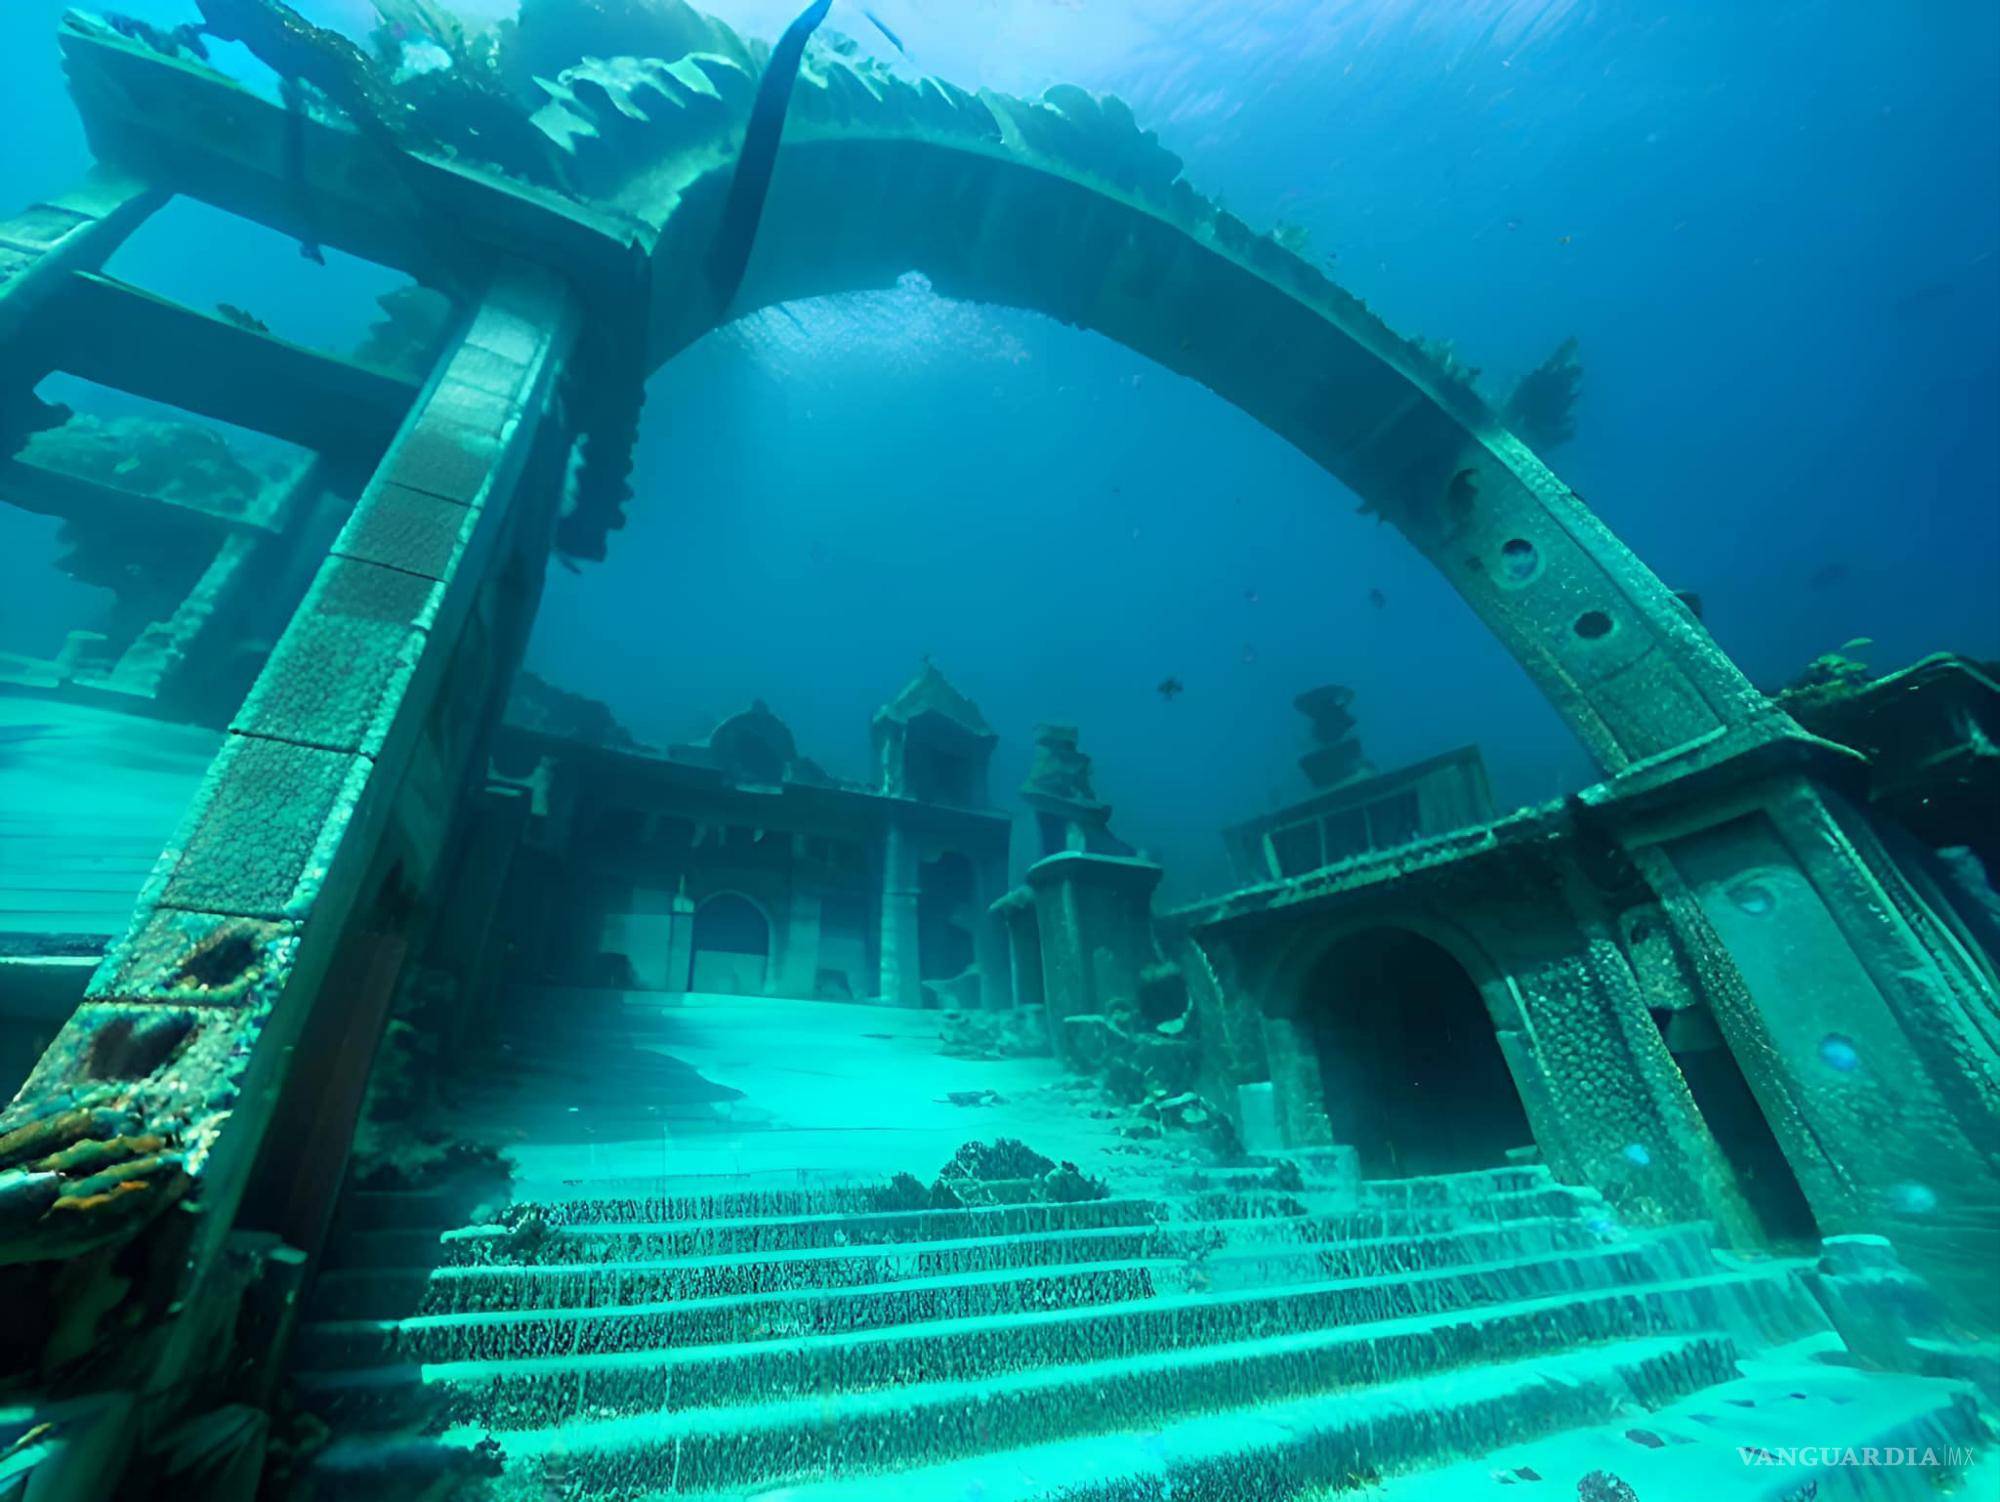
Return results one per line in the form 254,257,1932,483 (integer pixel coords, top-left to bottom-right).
1,0,1994,898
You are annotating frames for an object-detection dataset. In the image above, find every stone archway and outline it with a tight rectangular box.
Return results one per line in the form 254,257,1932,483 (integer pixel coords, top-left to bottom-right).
1301,926,1533,1177
531,31,1788,779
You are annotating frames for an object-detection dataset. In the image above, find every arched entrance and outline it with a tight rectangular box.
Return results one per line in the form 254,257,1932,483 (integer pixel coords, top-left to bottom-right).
917,851,977,1005
689,893,770,996
1304,928,1532,1176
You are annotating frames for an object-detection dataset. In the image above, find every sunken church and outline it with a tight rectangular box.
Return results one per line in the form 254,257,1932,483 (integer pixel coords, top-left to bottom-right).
0,2,1994,1499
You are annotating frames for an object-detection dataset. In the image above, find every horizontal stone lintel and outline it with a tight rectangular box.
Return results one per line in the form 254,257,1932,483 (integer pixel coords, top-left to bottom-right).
84,909,301,1008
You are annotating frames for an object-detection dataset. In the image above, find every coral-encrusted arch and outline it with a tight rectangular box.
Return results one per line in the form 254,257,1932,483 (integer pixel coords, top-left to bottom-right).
541,40,1783,772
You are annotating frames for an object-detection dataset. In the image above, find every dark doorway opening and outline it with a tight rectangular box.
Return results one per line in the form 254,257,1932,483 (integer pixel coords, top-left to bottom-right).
917,851,976,994
690,893,770,995
1657,1006,1819,1247
1305,928,1532,1177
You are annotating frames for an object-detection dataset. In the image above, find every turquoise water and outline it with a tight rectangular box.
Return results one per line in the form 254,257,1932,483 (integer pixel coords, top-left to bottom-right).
2,1,1994,896
0,4,1995,1501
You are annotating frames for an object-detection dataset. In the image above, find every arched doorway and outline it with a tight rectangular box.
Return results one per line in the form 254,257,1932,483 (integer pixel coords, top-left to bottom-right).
689,893,770,996
1304,928,1532,1176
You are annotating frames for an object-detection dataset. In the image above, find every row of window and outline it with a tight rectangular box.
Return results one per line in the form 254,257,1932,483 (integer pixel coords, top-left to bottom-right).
1266,788,1424,878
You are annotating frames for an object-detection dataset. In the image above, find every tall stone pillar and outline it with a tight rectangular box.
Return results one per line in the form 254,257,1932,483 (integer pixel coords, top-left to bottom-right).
878,818,923,1007
992,888,1045,1014
972,852,1013,1011
1023,851,1162,1065
663,882,696,995
778,886,823,998
1623,764,2000,1320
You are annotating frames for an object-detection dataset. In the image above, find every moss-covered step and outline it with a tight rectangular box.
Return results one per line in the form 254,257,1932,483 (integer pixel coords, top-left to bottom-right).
425,1273,1815,1495
300,1230,1720,1372
725,1335,1739,1502
306,1222,1166,1320
306,1214,1615,1323
1354,1335,1992,1502
295,1263,1822,1442
292,1259,1166,1369
428,1196,1170,1268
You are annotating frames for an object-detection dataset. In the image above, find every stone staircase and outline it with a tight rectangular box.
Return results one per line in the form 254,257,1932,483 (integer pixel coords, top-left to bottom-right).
292,1162,1848,1500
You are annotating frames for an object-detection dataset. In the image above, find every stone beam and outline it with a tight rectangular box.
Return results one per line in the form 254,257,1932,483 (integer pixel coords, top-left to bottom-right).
0,454,277,537
24,272,419,460
0,171,162,347
0,264,578,1308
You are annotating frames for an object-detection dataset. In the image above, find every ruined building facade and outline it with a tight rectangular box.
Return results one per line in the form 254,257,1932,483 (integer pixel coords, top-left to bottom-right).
492,665,1012,1008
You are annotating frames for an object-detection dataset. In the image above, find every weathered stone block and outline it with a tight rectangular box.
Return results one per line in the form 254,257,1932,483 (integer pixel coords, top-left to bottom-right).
443,339,533,401
1061,1012,1127,1070
153,734,371,919
1133,1032,1198,1097
378,418,502,506
233,558,438,757
423,377,517,440
86,909,298,1009
334,480,481,583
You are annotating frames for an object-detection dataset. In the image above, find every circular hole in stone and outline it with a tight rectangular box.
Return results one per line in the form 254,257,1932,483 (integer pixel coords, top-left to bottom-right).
83,1012,197,1082
1889,1181,1938,1216
1499,537,1540,582
177,931,260,990
1727,880,1777,916
1573,609,1613,639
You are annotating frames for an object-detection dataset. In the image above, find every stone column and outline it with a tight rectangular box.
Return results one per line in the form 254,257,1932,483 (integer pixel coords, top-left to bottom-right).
778,887,823,998
877,818,923,1007
1629,768,2000,1321
972,851,1013,1011
663,885,697,995
1022,852,1162,1065
992,888,1045,1014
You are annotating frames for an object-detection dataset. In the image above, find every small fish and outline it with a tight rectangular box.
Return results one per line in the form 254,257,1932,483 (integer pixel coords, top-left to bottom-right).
1557,234,1574,246
1504,218,1522,232
1156,676,1184,701
1839,635,1873,653
1806,561,1850,591
216,302,270,334
1367,587,1387,609
861,6,907,55
1240,644,1257,664
1243,586,1260,605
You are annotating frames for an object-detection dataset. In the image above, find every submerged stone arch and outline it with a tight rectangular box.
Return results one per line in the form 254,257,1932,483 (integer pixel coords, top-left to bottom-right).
536,35,1784,774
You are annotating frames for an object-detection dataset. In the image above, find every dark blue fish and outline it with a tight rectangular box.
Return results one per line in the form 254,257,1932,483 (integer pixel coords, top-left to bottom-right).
1157,676,1184,701
707,0,835,312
